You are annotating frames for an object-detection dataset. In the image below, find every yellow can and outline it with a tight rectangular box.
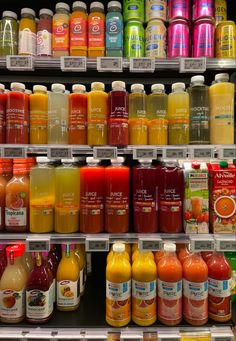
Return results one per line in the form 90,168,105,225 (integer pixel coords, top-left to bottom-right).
215,0,227,24
216,21,236,58
145,19,166,58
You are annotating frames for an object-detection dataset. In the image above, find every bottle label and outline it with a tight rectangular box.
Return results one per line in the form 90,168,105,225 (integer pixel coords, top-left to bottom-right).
0,27,18,48
19,29,36,56
157,279,182,321
5,208,27,227
106,17,123,49
132,280,156,321
208,278,231,318
6,108,25,127
37,30,52,56
70,107,86,125
57,280,80,307
52,19,69,51
183,279,208,321
26,288,53,319
70,17,87,48
110,106,128,120
0,289,25,319
208,278,231,297
88,16,104,48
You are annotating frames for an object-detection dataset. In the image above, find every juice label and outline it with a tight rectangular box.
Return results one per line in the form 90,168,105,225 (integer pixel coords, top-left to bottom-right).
211,94,234,126
5,208,27,227
106,16,123,50
110,105,128,120
0,289,25,319
70,107,86,125
37,30,52,56
19,29,36,56
26,288,53,320
183,279,208,321
106,280,131,323
57,280,80,307
88,16,104,48
208,278,231,319
134,187,157,216
70,17,87,48
30,204,53,217
106,191,129,216
157,279,182,321
53,19,69,51
132,280,156,322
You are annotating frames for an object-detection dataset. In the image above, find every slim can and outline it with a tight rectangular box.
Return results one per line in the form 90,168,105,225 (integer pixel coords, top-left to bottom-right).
146,0,167,22
216,21,236,58
215,0,227,24
123,0,145,23
145,19,166,58
193,0,214,21
168,0,190,21
193,17,215,57
168,18,189,57
124,20,145,58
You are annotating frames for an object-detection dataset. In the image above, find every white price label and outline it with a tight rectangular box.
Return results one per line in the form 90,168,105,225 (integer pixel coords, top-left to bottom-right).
139,239,163,251
121,331,143,340
165,148,186,159
192,148,213,159
48,148,72,159
190,238,215,252
215,238,236,252
6,55,34,71
97,57,123,72
85,331,107,339
158,333,180,341
179,57,206,73
221,148,236,159
133,148,157,160
2,147,27,158
26,237,50,252
60,56,87,72
130,58,155,72
93,147,117,160
212,334,234,341
85,238,109,252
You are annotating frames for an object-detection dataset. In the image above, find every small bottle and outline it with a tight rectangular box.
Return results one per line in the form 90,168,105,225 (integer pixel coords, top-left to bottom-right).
106,1,123,57
88,2,105,58
0,83,6,144
30,85,48,144
53,2,70,57
0,11,18,56
70,1,87,56
18,8,36,56
37,9,53,57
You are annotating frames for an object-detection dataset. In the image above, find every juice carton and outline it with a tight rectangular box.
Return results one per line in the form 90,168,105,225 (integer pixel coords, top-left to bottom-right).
208,161,236,233
183,162,209,234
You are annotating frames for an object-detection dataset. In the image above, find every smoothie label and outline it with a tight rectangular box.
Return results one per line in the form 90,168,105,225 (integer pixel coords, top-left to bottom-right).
53,20,69,51
70,17,87,47
208,278,231,318
158,279,182,320
183,279,208,320
106,280,131,322
19,29,36,55
132,280,156,321
37,30,52,55
70,108,86,124
57,280,80,307
106,17,123,49
0,289,25,319
26,289,53,319
88,16,104,48
146,0,167,21
5,208,27,227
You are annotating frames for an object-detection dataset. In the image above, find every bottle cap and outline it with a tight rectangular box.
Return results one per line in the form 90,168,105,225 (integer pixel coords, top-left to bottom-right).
191,75,204,83
2,11,17,20
164,243,176,252
25,89,32,95
10,82,25,91
191,162,201,169
131,84,144,92
6,244,25,258
72,1,87,10
0,84,5,91
90,2,104,11
33,85,47,93
138,159,152,163
72,84,86,93
215,73,229,82
39,8,54,17
86,157,100,164
91,82,105,91
56,2,70,11
151,83,165,92
172,82,185,91
51,83,65,92
36,157,51,163
111,157,124,164
113,242,125,253
112,81,125,90
21,8,35,17
219,160,228,169
108,1,122,10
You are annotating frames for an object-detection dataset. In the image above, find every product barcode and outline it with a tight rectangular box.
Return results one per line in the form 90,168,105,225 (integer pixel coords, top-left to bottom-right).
93,147,117,160
133,148,157,160
60,56,87,72
180,57,206,73
130,58,155,72
6,55,34,71
3,147,26,158
48,148,72,159
139,239,162,251
165,148,186,158
193,148,213,158
97,57,123,72
85,239,109,252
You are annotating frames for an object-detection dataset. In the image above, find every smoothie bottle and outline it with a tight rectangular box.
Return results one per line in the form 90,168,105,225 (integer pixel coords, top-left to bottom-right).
53,2,70,57
30,85,48,144
88,2,105,58
70,1,87,56
0,164,7,231
0,245,7,279
37,9,53,56
0,84,6,143
106,1,123,57
18,8,36,56
0,11,18,56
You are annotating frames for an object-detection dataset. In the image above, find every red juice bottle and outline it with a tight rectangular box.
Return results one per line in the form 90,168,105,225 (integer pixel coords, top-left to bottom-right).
158,162,184,233
80,157,105,233
105,157,130,233
6,82,29,144
0,164,7,231
133,159,158,233
108,81,129,146
0,244,7,279
0,84,6,143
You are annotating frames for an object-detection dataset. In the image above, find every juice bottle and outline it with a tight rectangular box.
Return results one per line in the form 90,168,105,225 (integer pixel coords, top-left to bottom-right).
55,158,80,233
48,245,58,304
5,160,29,232
132,250,155,264
18,8,36,56
0,159,13,182
48,83,69,144
106,1,123,57
129,84,148,145
88,2,105,58
106,243,131,327
80,157,105,233
75,244,86,295
183,253,208,326
108,81,128,146
177,245,190,265
37,9,53,56
105,157,130,233
30,85,48,144
201,251,213,263
70,1,87,56
57,243,80,311
147,84,168,145
87,82,108,145
207,251,232,322
132,251,157,326
225,252,236,303
30,157,55,233
157,243,182,326
26,252,53,324
0,164,7,231
0,245,7,279
0,11,18,56
0,244,27,323
168,82,189,145
52,2,70,57
22,252,34,277
0,84,6,143
155,250,165,264
6,82,29,144
69,84,87,145
133,159,158,233
107,244,130,264
209,73,234,144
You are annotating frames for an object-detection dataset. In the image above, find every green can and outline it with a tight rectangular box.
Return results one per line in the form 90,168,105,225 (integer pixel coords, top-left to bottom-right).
124,20,145,58
123,0,145,23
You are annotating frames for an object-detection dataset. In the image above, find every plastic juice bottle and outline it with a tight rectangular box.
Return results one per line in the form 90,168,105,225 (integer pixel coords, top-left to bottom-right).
48,83,69,144
132,250,155,263
37,9,53,56
48,246,58,304
0,11,18,56
157,243,182,326
106,243,131,327
18,8,36,56
105,157,130,233
0,165,7,231
129,84,148,145
107,243,131,261
75,245,86,295
55,158,80,233
0,245,27,323
108,81,128,146
26,252,53,324
177,245,190,264
155,250,165,264
107,245,130,264
207,251,232,322
80,157,105,233
5,160,29,232
201,251,213,263
30,157,55,233
225,252,236,303
87,82,108,145
0,84,6,143
132,251,157,326
183,253,208,326
22,252,34,276
70,1,87,56
6,82,29,144
147,84,168,145
0,159,13,182
133,159,158,233
106,1,123,57
69,84,87,145
0,245,7,279
88,2,105,58
209,73,234,144
52,2,70,57
168,82,190,145
30,85,48,144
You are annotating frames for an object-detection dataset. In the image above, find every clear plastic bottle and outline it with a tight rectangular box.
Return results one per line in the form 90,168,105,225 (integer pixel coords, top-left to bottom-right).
30,85,48,144
18,8,36,56
0,11,18,56
106,1,123,57
70,1,87,56
52,2,70,57
88,2,105,58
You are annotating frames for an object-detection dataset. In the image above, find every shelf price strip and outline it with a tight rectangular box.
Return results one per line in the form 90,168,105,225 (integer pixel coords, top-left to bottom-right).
85,237,109,252
2,146,27,158
26,236,51,252
93,147,117,160
60,56,87,72
158,331,180,341
6,55,34,71
215,237,236,252
179,57,206,73
190,235,215,252
97,57,123,72
121,330,143,341
220,147,236,159
164,148,187,159
48,147,72,159
133,148,157,160
130,57,155,72
139,237,163,251
191,147,213,159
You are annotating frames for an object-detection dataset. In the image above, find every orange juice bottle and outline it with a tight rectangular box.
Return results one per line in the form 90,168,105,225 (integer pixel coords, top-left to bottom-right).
53,2,70,57
154,250,165,265
18,8,36,56
177,244,191,265
30,85,48,144
106,243,131,327
132,251,157,326
107,242,130,263
132,249,154,263
70,1,87,56
88,2,105,58
157,243,183,326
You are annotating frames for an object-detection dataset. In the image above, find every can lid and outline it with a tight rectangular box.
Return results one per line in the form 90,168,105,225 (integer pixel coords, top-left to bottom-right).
172,82,185,91
191,162,201,169
91,82,105,91
191,75,204,84
72,84,86,92
90,2,104,11
131,83,144,92
21,8,35,17
51,83,65,92
10,82,25,91
2,11,17,20
215,73,229,82
6,244,25,258
33,85,47,93
86,157,100,164
164,243,176,252
108,1,122,9
112,81,125,90
219,160,228,169
111,157,124,164
72,1,87,10
39,8,54,17
113,242,125,253
56,2,70,11
151,83,165,92
0,84,5,91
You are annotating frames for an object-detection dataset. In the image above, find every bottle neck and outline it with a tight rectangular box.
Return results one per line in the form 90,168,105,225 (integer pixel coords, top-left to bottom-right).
73,7,86,13
152,90,164,94
21,14,34,20
7,255,22,266
132,90,144,94
57,9,69,15
172,88,184,93
34,90,46,95
11,88,25,93
91,8,104,14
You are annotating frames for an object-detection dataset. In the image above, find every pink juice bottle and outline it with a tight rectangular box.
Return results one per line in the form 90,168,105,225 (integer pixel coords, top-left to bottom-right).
168,19,189,58
168,0,190,21
193,18,214,58
0,245,7,279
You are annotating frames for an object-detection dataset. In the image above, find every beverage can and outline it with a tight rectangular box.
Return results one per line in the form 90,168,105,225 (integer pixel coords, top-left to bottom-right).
193,17,215,57
193,0,214,21
146,0,167,22
123,0,145,23
168,0,190,21
216,21,236,58
168,19,189,57
145,19,166,58
124,20,145,58
215,0,227,24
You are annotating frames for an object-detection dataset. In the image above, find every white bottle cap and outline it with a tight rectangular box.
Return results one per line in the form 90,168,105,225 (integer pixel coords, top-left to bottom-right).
21,8,36,17
90,2,104,11
2,11,17,20
138,159,152,163
10,82,25,91
39,8,54,17
131,84,144,92
86,157,100,164
215,73,229,82
25,89,32,95
151,83,165,92
164,243,176,252
112,81,126,90
51,83,65,92
172,82,185,91
0,84,5,91
108,1,122,10
111,157,124,164
36,157,51,163
72,84,86,92
91,82,105,91
56,2,70,12
191,75,204,83
73,1,87,10
113,242,125,253
61,158,76,163
33,85,47,93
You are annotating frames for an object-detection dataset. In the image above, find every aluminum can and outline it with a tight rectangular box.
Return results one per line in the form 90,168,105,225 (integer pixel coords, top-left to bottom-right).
193,17,215,57
124,20,145,58
168,18,189,57
216,21,236,58
168,0,190,21
145,19,166,58
215,0,227,24
193,0,214,21
123,0,145,23
146,0,167,22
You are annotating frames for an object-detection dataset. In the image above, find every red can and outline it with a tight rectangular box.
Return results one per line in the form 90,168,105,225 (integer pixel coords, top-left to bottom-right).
193,17,215,57
168,18,189,57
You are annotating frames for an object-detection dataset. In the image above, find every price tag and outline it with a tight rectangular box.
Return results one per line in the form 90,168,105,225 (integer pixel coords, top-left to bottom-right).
190,236,215,252
220,148,236,159
121,331,143,340
211,332,234,341
215,237,236,252
56,330,83,339
164,148,186,159
192,148,213,159
130,58,155,72
158,332,180,341
48,147,72,159
26,236,50,252
85,330,107,339
6,55,34,71
60,56,87,72
85,237,109,252
93,147,117,160
133,148,157,160
139,238,163,251
97,57,123,72
179,57,206,73
2,147,27,158
143,333,157,341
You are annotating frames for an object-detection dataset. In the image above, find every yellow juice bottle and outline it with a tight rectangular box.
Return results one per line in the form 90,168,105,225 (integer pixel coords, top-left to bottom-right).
132,249,155,263
87,82,108,145
106,243,131,327
107,242,130,263
30,85,48,144
132,251,157,326
18,8,36,56
75,244,86,295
